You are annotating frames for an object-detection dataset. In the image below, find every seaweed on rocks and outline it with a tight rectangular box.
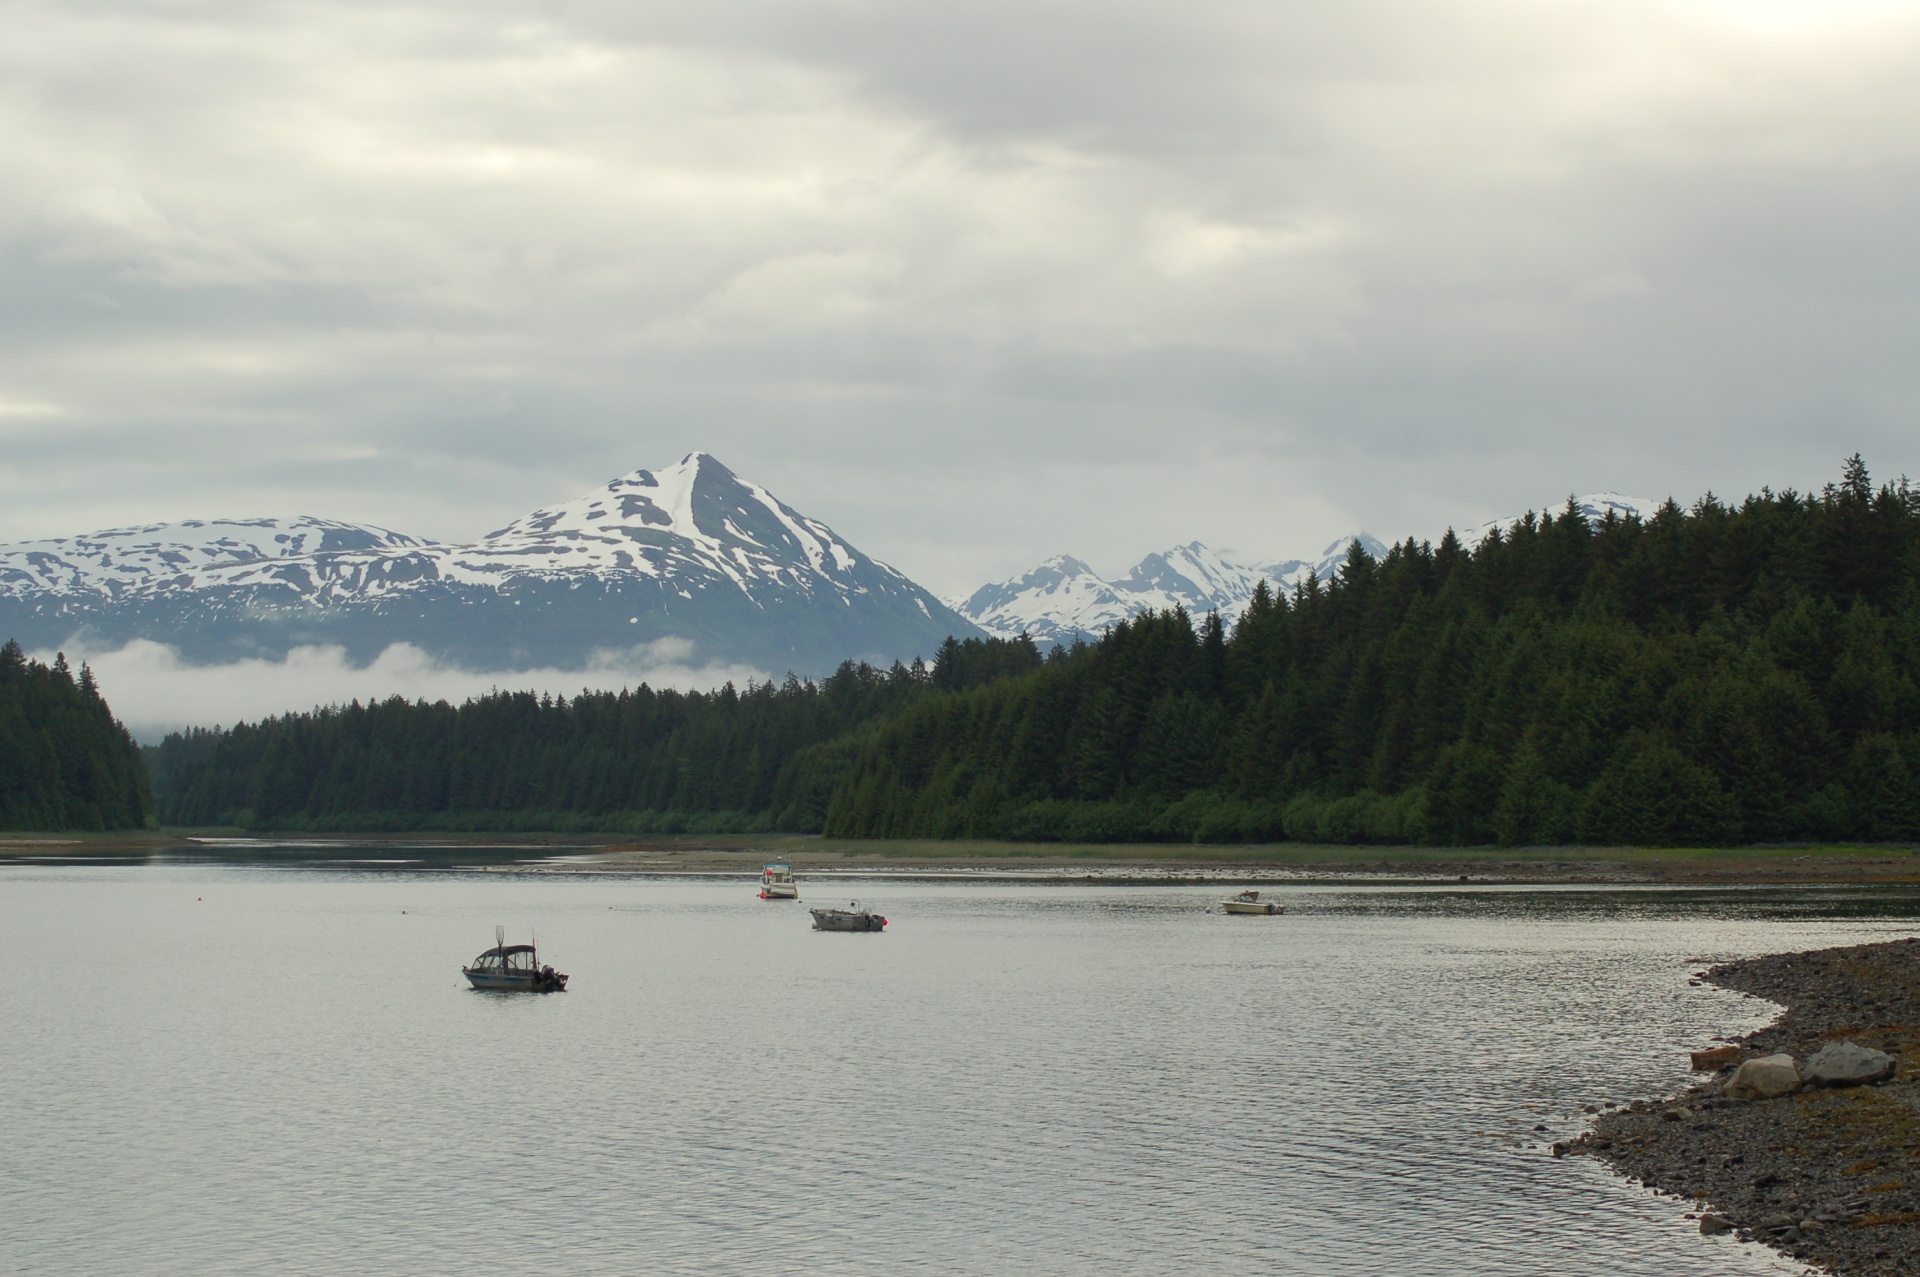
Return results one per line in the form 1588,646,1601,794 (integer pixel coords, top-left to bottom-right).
1562,937,1920,1276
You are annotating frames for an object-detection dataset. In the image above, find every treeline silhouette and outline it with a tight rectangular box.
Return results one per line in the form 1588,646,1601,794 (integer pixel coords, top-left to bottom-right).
151,638,1047,832
0,640,150,830
145,458,1920,846
823,458,1920,845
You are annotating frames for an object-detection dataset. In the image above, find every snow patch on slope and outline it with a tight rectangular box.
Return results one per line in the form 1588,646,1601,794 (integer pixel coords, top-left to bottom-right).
956,536,1386,643
0,453,940,618
0,517,431,598
1461,492,1663,548
958,490,1657,643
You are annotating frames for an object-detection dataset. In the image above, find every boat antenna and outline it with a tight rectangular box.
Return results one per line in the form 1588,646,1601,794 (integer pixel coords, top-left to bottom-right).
496,924,505,953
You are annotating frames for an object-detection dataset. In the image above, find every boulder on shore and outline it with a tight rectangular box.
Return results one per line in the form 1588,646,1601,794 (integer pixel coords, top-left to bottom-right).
1802,1041,1896,1087
1725,1053,1800,1099
1691,1045,1741,1071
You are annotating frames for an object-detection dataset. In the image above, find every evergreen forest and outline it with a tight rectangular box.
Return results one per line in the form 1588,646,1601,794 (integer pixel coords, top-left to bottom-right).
143,459,1920,846
150,636,1044,833
0,640,151,830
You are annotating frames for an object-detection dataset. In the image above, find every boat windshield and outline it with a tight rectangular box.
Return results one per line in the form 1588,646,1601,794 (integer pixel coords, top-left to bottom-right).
470,947,537,971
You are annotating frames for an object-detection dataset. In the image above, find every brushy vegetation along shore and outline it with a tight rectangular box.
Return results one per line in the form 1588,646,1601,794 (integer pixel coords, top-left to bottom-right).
144,458,1920,847
1573,939,1920,1276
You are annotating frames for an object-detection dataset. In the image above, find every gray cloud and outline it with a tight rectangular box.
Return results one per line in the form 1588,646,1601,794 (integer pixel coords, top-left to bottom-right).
3,0,1918,596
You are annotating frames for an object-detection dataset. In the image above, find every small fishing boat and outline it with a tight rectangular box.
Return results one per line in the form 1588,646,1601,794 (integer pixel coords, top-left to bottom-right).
463,926,568,991
1220,890,1284,916
759,862,800,900
810,900,886,932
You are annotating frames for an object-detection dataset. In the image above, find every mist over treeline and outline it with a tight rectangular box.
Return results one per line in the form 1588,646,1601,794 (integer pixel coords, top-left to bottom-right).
146,636,1045,834
0,640,150,830
138,458,1920,845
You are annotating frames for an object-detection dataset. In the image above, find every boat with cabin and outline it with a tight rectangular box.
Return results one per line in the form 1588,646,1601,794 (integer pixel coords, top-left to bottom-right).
760,863,800,899
1220,890,1284,916
809,901,886,932
463,926,568,991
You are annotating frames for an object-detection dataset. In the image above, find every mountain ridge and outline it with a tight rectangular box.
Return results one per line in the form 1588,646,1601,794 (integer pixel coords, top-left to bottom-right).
0,473,1669,672
0,454,979,674
955,492,1663,643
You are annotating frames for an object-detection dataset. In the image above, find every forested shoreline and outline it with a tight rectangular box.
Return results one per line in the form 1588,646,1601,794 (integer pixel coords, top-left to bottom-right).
142,460,1920,846
147,635,1044,833
0,640,151,830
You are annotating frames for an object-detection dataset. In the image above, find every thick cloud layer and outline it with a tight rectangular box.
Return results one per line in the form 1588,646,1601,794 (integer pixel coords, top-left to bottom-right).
5,0,1918,596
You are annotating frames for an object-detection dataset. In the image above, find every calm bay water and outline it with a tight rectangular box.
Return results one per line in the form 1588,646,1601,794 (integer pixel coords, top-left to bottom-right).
5,859,1918,1275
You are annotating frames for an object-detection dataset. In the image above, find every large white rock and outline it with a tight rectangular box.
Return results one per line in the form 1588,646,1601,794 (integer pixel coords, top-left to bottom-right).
1725,1053,1800,1099
1803,1041,1896,1087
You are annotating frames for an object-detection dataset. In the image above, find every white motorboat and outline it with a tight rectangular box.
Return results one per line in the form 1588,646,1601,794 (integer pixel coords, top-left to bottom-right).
1220,890,1283,916
810,900,886,931
759,862,800,900
463,926,568,991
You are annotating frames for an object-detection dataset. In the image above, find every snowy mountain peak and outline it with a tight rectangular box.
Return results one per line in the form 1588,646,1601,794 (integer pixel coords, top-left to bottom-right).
955,555,1128,639
1322,533,1387,561
1460,492,1660,548
437,453,871,592
958,497,1673,646
486,452,713,545
0,455,977,674
956,535,1381,643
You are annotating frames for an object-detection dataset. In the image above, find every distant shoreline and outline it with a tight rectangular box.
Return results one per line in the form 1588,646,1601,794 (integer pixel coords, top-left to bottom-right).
6,831,1920,884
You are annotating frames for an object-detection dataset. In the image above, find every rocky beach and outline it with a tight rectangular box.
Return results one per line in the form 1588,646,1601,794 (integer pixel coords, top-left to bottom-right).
1565,938,1920,1275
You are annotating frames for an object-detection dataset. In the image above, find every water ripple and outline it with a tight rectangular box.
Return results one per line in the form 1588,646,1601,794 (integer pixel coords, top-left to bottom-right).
4,870,1908,1275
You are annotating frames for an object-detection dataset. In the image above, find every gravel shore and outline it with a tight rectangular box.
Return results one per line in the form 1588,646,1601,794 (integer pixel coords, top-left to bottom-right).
1563,937,1920,1275
9,833,1920,885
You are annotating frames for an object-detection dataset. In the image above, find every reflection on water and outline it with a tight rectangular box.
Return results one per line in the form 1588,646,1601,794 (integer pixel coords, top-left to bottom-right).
4,864,1914,1276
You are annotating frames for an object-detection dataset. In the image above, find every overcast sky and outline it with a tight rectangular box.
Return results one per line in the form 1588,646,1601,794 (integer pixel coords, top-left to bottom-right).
5,0,1920,597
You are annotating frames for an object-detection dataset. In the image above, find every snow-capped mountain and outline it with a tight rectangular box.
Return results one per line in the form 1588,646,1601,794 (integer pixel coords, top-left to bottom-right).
0,517,432,598
954,555,1131,645
1,475,1669,669
0,454,980,673
1461,492,1663,548
956,491,1659,643
957,536,1387,644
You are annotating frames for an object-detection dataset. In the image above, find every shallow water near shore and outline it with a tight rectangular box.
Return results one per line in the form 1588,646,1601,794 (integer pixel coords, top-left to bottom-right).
6,864,1919,1276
